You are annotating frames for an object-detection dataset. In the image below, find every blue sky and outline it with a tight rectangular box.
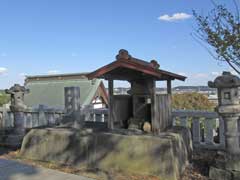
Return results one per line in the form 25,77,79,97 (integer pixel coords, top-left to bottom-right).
0,0,237,88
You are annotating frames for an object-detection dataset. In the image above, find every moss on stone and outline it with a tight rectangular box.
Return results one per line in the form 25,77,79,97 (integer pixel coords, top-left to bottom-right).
20,127,192,180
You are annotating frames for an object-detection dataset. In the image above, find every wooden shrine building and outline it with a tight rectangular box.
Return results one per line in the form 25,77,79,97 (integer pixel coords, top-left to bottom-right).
88,49,186,134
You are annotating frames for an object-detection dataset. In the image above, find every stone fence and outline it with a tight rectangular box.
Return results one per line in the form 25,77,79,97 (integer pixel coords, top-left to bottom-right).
0,104,228,151
75,107,226,150
85,107,108,122
0,105,108,129
85,108,226,150
0,106,64,129
172,110,225,150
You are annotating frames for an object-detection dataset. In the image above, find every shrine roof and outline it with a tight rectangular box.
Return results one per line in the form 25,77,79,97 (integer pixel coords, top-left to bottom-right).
87,49,186,81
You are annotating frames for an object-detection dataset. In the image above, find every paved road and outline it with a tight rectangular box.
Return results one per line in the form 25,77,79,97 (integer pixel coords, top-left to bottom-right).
0,158,94,180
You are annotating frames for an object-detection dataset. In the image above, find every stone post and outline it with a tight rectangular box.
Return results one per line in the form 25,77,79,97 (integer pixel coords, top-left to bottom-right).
208,72,240,179
192,117,201,144
64,87,83,128
38,105,46,126
5,84,29,135
205,118,214,145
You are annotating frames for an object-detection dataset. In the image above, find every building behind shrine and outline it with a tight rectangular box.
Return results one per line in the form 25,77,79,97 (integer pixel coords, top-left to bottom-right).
24,73,108,109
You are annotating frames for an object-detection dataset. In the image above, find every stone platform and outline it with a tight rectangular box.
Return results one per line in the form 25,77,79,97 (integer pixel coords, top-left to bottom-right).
20,126,192,180
209,166,240,180
209,153,240,180
0,128,25,148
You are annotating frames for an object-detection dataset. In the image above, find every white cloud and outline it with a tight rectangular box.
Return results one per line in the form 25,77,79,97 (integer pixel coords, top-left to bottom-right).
0,67,8,75
211,71,239,76
158,13,192,22
192,73,209,78
178,72,187,76
19,73,27,77
211,72,220,76
47,70,60,75
230,70,238,75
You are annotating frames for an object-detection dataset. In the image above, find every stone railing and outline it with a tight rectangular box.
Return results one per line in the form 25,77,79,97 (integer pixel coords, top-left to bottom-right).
79,108,226,150
172,110,225,150
0,105,107,129
85,107,108,122
0,105,226,150
0,107,64,129
84,108,225,150
0,108,14,128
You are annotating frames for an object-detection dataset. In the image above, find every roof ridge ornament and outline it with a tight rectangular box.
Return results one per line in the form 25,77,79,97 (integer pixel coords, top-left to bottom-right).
116,49,132,61
150,60,160,69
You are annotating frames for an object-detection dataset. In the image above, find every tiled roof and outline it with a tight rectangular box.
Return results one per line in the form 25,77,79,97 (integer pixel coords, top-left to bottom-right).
24,77,104,109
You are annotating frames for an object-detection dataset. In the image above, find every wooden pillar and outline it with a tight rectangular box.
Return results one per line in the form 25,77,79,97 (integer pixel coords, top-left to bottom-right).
167,80,172,95
151,80,159,134
108,79,114,129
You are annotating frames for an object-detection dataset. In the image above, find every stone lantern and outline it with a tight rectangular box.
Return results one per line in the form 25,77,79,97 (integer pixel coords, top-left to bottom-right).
5,84,29,135
208,71,240,179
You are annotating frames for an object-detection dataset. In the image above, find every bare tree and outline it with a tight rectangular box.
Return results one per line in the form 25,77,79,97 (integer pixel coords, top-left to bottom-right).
193,1,240,74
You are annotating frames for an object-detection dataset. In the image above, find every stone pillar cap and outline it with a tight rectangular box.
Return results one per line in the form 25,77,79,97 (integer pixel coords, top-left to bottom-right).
208,71,240,88
5,84,29,93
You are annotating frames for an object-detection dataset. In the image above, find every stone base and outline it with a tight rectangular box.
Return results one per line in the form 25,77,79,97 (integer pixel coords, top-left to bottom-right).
214,152,240,172
20,126,192,180
0,134,24,147
209,166,240,180
225,155,240,172
0,128,25,147
3,134,24,147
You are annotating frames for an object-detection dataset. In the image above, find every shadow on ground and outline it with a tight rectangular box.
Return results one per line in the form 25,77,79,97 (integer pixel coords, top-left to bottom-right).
0,157,38,180
0,146,14,156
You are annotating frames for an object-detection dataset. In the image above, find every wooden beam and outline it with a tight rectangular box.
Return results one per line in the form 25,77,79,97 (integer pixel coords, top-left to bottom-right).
167,80,172,95
151,80,159,134
108,79,114,129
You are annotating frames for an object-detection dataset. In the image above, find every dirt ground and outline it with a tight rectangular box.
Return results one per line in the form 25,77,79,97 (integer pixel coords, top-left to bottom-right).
0,147,213,180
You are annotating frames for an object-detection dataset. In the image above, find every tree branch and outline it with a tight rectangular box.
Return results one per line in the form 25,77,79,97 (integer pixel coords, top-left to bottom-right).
226,59,240,74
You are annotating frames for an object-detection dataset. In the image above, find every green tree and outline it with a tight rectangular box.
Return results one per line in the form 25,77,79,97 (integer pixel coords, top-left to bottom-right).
193,1,240,74
0,91,10,106
172,92,215,111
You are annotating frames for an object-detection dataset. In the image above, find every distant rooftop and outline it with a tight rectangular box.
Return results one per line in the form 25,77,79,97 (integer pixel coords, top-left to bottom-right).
25,72,91,84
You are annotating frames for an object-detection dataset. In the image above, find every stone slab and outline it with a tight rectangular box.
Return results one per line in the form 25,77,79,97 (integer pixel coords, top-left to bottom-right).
209,166,240,180
20,126,192,180
209,166,232,180
232,171,240,180
225,155,240,172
